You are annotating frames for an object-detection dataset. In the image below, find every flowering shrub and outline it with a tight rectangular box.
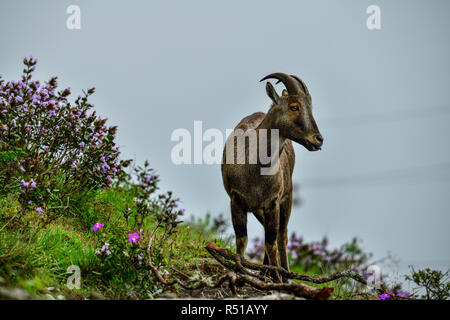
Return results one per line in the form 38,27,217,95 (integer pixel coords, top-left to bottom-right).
405,267,450,300
0,56,128,213
248,232,372,274
89,162,186,298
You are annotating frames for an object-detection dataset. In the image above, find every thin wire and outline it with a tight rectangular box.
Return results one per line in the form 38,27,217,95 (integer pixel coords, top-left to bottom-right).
321,104,450,128
298,104,450,188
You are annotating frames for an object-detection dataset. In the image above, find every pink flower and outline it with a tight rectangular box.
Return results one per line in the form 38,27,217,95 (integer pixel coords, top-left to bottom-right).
93,222,104,231
128,233,140,243
380,292,391,300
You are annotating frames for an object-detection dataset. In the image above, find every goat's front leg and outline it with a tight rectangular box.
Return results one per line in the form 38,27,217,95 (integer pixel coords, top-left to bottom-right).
278,193,292,273
264,201,282,282
231,198,247,257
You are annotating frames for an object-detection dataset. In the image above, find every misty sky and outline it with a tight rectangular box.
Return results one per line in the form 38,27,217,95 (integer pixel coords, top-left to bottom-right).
1,0,449,284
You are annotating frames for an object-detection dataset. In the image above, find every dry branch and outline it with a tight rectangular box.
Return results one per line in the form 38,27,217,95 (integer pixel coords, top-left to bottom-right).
146,234,330,299
204,241,388,294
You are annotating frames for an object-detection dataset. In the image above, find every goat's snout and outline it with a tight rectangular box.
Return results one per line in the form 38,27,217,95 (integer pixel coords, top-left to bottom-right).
304,133,323,151
315,134,324,146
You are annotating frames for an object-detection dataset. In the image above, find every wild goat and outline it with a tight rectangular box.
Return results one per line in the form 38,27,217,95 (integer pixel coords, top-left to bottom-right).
221,72,323,281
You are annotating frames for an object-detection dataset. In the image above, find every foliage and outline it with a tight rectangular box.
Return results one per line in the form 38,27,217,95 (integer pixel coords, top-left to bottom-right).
0,56,128,216
0,58,194,299
405,267,450,300
88,162,187,298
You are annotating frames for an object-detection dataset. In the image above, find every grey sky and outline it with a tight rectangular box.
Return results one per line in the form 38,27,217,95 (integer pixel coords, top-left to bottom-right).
1,0,449,283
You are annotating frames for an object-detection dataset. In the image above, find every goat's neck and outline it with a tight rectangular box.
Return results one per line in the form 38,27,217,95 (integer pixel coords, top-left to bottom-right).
256,109,286,159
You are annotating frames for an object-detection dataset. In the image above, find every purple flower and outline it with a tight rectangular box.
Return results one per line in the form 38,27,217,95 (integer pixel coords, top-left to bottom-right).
21,180,30,188
48,110,56,117
128,233,140,243
101,243,110,252
21,179,36,189
396,291,411,298
93,222,104,231
134,199,142,205
380,292,391,300
161,269,169,275
43,145,49,152
35,207,45,215
102,163,110,173
290,250,298,259
79,141,85,147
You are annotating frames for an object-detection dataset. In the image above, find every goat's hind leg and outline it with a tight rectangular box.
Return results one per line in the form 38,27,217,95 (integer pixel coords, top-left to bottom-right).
231,196,248,257
263,202,282,283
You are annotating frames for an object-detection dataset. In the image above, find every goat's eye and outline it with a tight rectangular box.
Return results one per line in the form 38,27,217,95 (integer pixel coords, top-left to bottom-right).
289,105,299,111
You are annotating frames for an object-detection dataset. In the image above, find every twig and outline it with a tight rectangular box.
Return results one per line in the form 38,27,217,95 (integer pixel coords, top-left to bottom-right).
204,242,388,294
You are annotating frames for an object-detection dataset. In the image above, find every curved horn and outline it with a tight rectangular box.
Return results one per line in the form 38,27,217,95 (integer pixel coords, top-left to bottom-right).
274,74,310,96
289,74,310,96
259,72,301,96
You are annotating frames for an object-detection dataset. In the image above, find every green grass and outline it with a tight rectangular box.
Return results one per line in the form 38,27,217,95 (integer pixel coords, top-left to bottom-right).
0,187,221,299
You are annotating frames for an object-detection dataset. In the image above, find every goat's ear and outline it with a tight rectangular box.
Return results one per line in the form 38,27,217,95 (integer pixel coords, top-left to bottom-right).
281,89,288,96
265,82,280,104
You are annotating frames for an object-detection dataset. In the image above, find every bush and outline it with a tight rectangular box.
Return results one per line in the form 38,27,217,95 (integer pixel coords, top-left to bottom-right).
0,56,127,216
83,162,187,298
405,267,450,300
248,232,372,274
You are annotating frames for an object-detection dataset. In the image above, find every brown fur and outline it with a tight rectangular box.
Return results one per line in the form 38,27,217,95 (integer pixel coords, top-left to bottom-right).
221,74,322,282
